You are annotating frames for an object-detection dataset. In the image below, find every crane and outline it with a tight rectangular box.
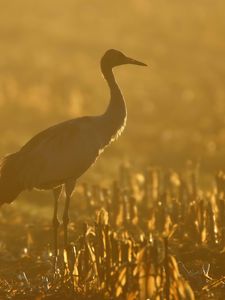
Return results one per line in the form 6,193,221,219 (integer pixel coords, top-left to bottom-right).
0,49,147,261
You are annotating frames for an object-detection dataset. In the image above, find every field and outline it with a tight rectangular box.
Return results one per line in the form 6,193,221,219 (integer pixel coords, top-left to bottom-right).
0,0,225,299
1,166,225,299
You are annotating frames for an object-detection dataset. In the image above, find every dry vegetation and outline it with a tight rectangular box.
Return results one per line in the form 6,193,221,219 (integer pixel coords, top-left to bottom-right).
1,164,225,299
0,0,225,299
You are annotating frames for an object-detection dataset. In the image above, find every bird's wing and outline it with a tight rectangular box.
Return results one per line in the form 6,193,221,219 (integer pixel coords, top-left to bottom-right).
18,117,103,189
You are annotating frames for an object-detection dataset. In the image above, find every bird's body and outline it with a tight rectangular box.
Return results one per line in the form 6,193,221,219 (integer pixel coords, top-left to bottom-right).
0,112,125,200
0,49,146,257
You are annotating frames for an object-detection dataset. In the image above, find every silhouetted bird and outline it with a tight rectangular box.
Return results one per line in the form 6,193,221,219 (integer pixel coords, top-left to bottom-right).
0,49,147,258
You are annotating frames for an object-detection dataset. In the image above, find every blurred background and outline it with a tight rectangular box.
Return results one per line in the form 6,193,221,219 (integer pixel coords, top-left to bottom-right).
1,2,225,296
0,0,225,182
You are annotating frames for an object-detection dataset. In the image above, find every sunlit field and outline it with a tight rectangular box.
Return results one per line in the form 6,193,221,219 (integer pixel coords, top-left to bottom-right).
0,0,225,299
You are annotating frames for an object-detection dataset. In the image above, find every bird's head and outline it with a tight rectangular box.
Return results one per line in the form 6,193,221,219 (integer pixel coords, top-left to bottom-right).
101,49,147,69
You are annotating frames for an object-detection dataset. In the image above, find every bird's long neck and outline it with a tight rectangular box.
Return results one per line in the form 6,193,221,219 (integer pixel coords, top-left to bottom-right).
100,63,127,143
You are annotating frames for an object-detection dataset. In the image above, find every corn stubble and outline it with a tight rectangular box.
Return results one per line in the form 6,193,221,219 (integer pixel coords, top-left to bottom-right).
1,164,225,299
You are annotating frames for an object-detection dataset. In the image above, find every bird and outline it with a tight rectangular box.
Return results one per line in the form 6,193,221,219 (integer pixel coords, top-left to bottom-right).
0,49,147,260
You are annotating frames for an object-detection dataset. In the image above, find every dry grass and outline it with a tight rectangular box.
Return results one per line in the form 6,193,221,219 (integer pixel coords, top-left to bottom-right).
0,164,225,299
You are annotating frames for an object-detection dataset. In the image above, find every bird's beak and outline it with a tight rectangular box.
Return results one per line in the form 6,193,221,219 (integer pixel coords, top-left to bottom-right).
125,56,147,66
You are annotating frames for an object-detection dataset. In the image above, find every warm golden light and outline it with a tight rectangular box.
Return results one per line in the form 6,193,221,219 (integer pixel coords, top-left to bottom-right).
0,1,224,299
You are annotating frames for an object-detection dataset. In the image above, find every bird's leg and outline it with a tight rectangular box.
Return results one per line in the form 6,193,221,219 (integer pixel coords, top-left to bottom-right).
63,180,76,249
52,186,62,271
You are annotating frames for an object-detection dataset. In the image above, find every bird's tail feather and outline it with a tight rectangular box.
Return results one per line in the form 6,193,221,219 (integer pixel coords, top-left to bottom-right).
0,153,23,205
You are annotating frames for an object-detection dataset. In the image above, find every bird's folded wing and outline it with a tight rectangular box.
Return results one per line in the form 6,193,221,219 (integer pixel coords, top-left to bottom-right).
18,118,102,189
